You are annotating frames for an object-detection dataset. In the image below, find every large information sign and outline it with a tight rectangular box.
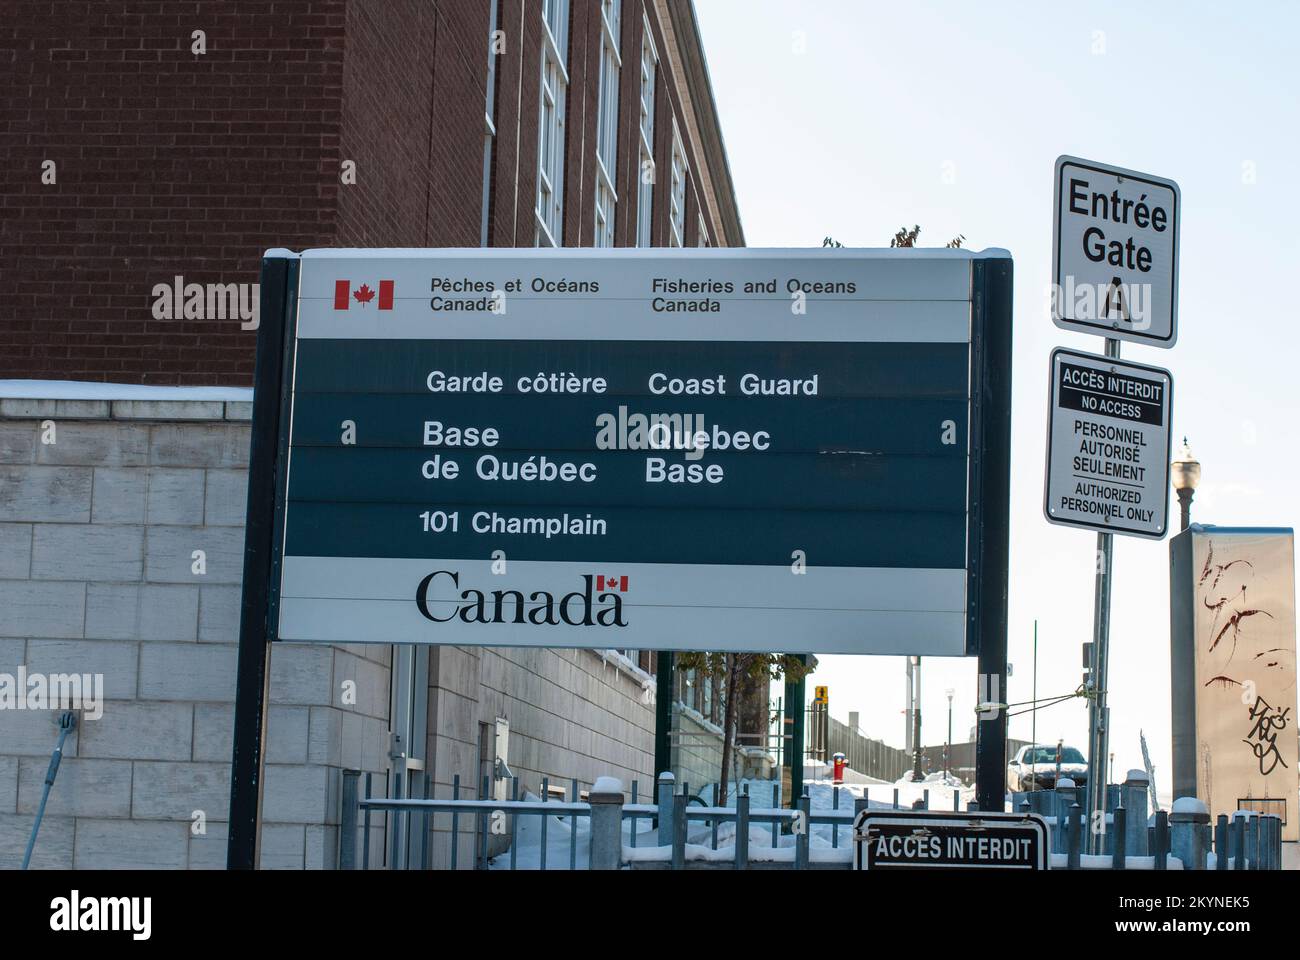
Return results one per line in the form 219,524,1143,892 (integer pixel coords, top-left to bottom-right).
1044,347,1172,539
260,248,1012,654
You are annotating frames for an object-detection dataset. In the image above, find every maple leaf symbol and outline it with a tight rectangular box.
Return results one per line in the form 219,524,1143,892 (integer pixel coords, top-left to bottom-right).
353,283,375,306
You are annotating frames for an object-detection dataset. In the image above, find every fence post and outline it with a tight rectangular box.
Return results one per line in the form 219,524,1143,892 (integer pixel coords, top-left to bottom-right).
1232,812,1247,870
362,772,372,870
1244,812,1260,870
671,791,687,870
735,786,750,870
340,769,360,870
1152,810,1169,870
1053,783,1072,854
1111,805,1126,869
1169,797,1209,870
657,771,675,847
1066,802,1081,870
1214,814,1228,870
1121,770,1149,856
795,790,810,870
588,776,624,871
1259,815,1272,870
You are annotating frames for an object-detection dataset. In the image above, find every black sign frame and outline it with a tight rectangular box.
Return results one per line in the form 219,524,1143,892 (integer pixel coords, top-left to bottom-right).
853,809,1050,871
227,249,1015,867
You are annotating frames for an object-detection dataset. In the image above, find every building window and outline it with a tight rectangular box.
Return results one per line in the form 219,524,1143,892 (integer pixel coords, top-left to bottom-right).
535,0,570,247
668,124,686,247
593,0,621,247
635,19,657,247
481,0,501,247
698,217,709,247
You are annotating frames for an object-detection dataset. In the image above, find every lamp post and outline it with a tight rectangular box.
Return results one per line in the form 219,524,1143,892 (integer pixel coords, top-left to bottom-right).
1170,438,1201,531
944,688,954,780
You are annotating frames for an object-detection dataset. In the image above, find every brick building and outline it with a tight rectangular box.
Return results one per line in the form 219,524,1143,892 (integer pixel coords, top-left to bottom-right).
1,0,741,382
0,0,744,868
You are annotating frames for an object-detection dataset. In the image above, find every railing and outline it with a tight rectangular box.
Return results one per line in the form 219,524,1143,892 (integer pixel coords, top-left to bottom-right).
341,770,604,870
338,770,1286,870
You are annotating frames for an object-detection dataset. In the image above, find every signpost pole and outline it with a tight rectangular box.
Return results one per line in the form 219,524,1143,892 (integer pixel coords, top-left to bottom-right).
1086,337,1120,853
786,656,808,809
227,253,296,869
654,652,673,776
971,257,1014,814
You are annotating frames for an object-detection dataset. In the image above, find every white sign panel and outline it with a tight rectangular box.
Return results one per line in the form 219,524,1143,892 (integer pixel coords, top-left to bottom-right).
1052,156,1180,347
1044,347,1172,539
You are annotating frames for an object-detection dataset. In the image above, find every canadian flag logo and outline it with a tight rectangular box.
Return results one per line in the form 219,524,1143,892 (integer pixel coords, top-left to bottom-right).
596,574,629,592
334,279,394,310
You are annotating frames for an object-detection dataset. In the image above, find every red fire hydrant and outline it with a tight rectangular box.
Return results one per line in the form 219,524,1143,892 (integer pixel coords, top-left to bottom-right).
832,752,846,784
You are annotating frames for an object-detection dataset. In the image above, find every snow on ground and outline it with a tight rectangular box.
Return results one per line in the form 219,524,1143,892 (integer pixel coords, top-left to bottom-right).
803,759,889,786
488,769,977,868
486,791,658,870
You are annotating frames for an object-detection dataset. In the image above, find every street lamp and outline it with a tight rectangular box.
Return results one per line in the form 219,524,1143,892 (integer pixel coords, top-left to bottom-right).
944,688,955,780
1170,437,1201,531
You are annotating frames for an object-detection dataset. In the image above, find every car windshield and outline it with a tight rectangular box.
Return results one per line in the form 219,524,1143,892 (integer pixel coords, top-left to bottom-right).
1025,747,1085,764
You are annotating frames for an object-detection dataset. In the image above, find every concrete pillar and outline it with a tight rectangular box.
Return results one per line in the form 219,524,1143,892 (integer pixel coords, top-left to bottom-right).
1121,770,1149,856
1170,796,1210,870
656,771,675,846
588,776,624,871
1053,780,1078,853
1242,811,1260,869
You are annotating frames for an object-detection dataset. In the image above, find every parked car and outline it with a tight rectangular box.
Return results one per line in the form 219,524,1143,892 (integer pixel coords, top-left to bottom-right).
1007,744,1088,791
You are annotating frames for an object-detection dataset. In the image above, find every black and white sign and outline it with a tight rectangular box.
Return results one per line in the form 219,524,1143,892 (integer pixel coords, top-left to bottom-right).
1044,348,1173,539
256,247,1014,655
853,810,1049,870
1052,156,1180,347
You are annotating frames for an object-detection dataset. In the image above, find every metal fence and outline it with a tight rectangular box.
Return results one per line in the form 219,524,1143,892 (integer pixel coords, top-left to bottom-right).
339,770,1285,871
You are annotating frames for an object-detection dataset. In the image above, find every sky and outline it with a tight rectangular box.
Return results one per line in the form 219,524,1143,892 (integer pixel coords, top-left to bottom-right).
693,0,1300,788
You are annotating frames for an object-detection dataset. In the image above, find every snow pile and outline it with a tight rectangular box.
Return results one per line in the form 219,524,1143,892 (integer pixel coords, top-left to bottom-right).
487,773,975,869
486,790,656,870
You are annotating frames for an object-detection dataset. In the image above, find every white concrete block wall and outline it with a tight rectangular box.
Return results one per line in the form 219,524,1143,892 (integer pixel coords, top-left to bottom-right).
422,645,658,869
0,405,391,869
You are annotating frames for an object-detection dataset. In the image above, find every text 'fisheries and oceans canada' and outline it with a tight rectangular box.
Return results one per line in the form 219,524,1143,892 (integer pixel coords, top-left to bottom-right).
427,274,857,312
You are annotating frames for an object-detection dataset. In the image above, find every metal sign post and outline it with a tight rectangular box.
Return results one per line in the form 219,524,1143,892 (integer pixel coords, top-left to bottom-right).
1043,340,1173,852
1086,338,1120,855
1048,155,1180,856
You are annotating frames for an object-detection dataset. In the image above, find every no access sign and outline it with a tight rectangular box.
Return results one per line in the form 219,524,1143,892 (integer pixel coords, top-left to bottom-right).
853,810,1050,870
1052,156,1180,347
1045,348,1173,539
